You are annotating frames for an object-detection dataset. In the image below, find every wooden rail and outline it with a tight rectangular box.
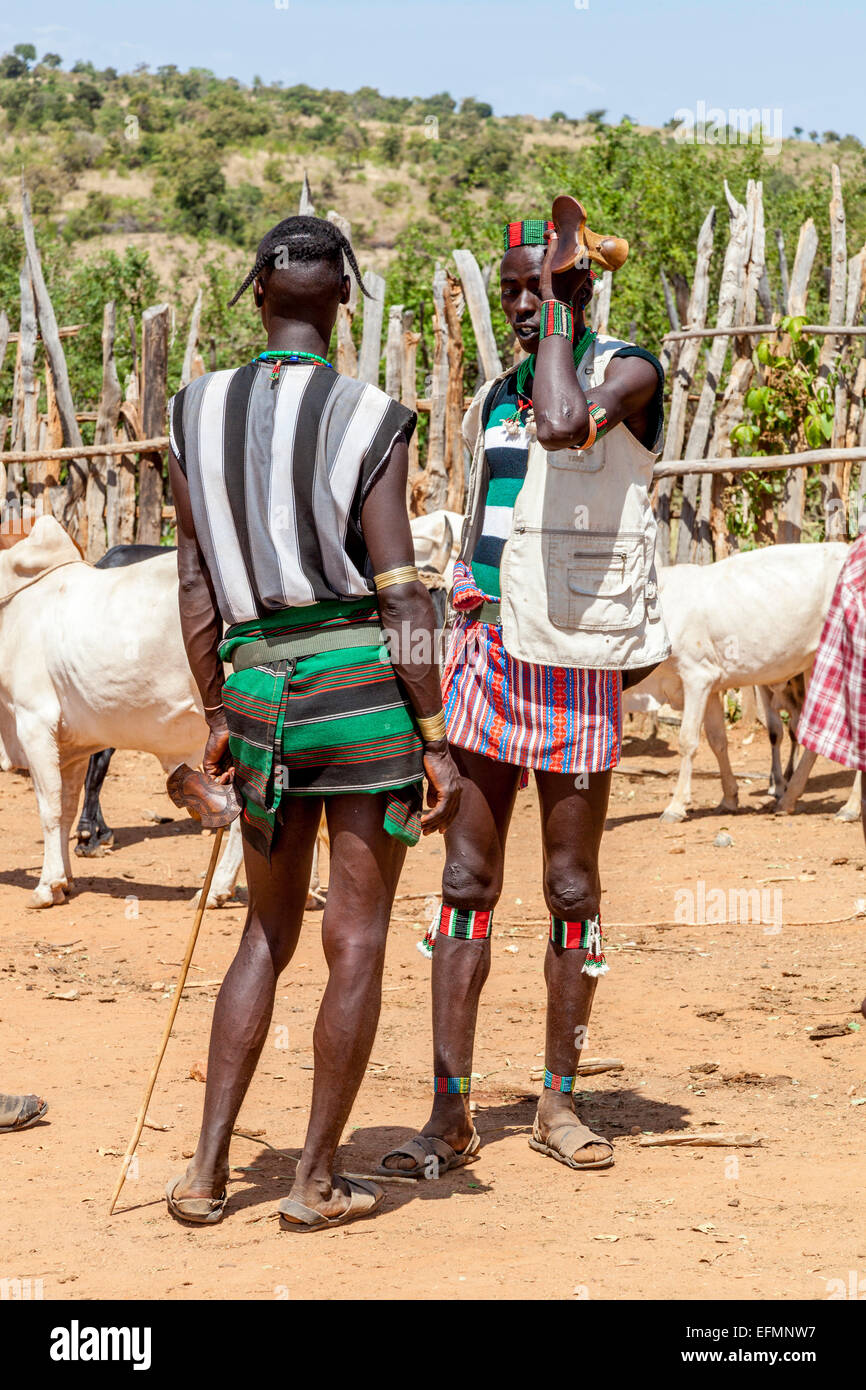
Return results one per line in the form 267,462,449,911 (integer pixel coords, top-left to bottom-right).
653,445,866,480
0,436,169,466
662,323,866,343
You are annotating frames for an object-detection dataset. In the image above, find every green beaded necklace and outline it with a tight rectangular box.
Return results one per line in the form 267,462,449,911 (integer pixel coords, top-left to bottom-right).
256,349,334,382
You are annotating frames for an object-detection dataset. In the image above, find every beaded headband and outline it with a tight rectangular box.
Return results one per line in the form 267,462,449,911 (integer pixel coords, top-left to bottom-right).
503,219,554,251
502,219,599,278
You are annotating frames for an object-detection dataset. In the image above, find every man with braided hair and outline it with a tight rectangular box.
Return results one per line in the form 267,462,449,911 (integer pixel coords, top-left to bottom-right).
380,211,670,1179
164,215,460,1229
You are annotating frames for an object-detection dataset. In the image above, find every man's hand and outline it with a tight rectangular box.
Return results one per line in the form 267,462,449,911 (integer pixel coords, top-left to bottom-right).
421,740,461,834
203,713,234,786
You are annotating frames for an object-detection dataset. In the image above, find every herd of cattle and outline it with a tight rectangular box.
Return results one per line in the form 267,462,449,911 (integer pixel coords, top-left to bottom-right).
0,509,857,911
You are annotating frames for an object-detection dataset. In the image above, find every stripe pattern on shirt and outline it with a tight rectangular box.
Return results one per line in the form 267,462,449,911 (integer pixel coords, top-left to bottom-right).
169,363,416,626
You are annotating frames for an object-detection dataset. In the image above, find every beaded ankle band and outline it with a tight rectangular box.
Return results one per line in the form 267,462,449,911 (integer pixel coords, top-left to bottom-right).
434,1076,471,1095
544,1070,576,1093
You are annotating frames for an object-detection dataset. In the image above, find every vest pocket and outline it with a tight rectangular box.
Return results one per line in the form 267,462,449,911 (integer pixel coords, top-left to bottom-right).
544,530,646,632
545,442,604,473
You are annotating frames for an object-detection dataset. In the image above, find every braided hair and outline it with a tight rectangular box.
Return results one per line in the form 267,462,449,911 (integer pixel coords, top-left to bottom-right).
228,215,371,306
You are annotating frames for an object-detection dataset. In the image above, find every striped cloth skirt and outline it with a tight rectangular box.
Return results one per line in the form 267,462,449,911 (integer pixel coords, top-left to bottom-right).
442,613,622,776
219,600,424,860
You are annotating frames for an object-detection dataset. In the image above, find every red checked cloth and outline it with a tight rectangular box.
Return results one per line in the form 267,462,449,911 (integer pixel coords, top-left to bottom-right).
798,536,866,771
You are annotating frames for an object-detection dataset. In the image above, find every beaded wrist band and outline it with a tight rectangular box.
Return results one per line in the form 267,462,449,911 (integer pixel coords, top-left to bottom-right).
373,565,419,592
539,299,575,342
587,400,609,437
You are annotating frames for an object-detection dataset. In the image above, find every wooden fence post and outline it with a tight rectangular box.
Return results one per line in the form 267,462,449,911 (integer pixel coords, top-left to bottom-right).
21,186,87,540
180,288,204,389
17,265,39,458
592,271,612,336
357,271,385,385
384,305,403,400
401,310,421,507
107,374,140,547
327,211,358,376
421,267,450,512
703,180,767,559
298,171,315,216
655,206,715,565
822,165,848,540
85,302,122,562
443,271,466,515
677,182,750,564
137,304,169,545
453,249,502,381
777,218,818,543
0,310,8,504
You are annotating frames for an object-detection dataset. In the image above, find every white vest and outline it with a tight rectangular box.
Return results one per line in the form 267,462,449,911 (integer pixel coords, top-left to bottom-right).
458,334,671,670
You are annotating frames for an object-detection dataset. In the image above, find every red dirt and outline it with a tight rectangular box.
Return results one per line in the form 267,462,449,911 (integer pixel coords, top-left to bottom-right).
2,719,864,1301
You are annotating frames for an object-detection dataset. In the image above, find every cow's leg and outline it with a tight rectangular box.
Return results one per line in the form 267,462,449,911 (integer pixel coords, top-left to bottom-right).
775,746,818,814
757,687,785,799
75,748,116,855
16,716,69,908
660,677,713,823
703,691,739,811
58,755,90,883
197,813,329,910
836,769,862,822
200,817,244,908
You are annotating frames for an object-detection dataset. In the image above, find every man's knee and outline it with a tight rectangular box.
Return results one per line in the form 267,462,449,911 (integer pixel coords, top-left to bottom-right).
544,859,599,922
442,854,502,913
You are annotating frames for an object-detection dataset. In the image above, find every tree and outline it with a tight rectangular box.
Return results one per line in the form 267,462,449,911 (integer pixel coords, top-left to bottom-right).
550,110,568,123
13,42,36,65
379,128,403,163
792,125,803,139
809,130,819,142
585,108,607,124
822,129,840,143
0,52,28,79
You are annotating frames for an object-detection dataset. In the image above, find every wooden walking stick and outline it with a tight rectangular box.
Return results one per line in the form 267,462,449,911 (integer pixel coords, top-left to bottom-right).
109,764,241,1215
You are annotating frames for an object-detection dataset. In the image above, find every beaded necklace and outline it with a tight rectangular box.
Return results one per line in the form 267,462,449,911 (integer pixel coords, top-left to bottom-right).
256,349,334,382
505,326,596,437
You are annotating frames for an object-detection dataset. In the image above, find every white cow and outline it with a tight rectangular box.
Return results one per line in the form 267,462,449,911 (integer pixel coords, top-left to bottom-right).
0,516,243,908
757,675,862,820
0,510,465,909
626,542,848,822
410,509,463,587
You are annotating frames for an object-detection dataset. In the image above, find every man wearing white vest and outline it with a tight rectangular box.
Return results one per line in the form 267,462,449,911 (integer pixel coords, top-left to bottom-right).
379,209,670,1179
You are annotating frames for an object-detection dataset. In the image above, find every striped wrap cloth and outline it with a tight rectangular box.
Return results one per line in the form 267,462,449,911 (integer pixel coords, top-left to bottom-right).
218,599,424,860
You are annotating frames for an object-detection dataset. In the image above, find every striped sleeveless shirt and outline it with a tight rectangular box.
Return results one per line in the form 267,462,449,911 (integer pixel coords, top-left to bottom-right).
168,361,416,626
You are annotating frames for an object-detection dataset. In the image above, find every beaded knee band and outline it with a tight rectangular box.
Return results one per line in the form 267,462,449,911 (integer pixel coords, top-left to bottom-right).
549,913,608,976
419,903,493,958
440,904,493,941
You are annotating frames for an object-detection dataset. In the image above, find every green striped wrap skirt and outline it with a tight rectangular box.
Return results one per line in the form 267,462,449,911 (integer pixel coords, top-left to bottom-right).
218,599,425,861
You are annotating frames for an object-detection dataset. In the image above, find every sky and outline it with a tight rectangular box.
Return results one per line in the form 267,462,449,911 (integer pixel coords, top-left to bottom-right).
2,0,863,140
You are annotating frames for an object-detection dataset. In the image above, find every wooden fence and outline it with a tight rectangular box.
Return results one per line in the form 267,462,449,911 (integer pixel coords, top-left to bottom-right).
2,168,864,566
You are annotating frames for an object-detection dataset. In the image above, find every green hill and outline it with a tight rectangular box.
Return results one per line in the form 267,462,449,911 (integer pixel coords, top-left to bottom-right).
2,43,865,422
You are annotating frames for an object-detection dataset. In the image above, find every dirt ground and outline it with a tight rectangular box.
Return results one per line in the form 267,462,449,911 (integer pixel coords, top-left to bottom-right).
2,717,865,1302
